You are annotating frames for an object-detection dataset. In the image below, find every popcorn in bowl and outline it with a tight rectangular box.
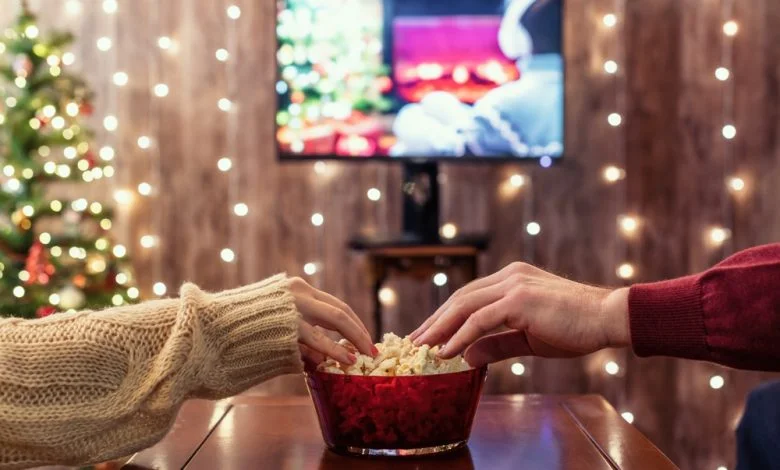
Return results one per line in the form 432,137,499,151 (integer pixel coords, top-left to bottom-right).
317,332,471,376
306,332,487,456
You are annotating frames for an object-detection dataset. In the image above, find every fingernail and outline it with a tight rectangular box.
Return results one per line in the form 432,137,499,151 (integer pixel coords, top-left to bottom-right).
371,345,379,356
346,353,357,364
437,343,448,357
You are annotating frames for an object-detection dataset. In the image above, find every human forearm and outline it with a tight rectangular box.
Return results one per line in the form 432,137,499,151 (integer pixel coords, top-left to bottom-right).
0,274,301,469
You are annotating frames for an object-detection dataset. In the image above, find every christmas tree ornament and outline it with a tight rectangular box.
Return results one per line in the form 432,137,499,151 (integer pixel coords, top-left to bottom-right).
58,285,85,309
35,305,56,318
12,54,33,77
79,101,94,116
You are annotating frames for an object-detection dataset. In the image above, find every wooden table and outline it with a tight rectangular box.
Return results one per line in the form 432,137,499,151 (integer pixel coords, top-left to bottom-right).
121,395,678,470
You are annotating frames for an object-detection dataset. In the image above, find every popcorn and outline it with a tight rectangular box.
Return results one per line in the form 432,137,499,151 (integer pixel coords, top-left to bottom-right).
317,333,471,376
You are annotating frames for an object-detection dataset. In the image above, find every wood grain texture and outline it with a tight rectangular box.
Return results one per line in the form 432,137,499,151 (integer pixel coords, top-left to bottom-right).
182,395,677,470
3,0,779,468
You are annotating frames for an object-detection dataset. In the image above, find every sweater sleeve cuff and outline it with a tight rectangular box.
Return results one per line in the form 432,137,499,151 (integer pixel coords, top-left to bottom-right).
181,275,303,396
628,274,710,361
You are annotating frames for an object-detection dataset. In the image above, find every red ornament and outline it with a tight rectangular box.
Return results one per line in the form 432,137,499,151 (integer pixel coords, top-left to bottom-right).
36,306,56,318
25,242,54,285
73,274,86,288
79,102,94,116
84,151,96,169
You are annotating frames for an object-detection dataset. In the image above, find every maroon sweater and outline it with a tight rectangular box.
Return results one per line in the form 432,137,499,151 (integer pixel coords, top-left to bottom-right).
629,243,780,371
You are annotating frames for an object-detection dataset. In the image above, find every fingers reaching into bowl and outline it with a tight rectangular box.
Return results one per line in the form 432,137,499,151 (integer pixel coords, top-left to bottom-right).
290,277,374,366
410,262,631,365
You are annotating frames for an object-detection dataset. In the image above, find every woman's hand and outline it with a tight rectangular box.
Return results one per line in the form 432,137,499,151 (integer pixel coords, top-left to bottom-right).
289,277,375,366
409,262,630,367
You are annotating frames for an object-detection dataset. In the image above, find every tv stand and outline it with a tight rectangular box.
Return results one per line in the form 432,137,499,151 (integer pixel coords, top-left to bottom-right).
401,161,440,243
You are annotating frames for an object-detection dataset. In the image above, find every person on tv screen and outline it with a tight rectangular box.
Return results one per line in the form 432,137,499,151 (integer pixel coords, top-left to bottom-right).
391,0,563,159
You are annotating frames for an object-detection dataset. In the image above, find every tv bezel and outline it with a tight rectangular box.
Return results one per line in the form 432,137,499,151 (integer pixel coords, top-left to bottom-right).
274,0,566,165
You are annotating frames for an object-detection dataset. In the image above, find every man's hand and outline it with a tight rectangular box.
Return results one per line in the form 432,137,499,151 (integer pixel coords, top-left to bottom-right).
410,262,630,367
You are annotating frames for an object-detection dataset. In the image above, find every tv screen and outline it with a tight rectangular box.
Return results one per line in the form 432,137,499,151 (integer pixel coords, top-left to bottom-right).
275,0,563,161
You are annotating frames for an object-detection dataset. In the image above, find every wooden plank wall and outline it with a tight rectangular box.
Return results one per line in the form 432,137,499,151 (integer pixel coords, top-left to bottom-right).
4,0,779,467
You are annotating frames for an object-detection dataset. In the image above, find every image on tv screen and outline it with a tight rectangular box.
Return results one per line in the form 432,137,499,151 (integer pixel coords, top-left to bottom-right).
275,0,563,160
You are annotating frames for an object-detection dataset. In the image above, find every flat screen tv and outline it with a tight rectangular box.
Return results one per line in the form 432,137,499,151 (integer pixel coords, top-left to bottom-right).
275,0,564,162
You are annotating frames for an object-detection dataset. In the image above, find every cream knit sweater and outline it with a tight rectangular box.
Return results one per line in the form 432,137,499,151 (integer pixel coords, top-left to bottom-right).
0,274,303,470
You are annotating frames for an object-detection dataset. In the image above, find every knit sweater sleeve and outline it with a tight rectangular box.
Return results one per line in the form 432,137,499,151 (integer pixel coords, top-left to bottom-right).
0,273,302,470
628,243,780,371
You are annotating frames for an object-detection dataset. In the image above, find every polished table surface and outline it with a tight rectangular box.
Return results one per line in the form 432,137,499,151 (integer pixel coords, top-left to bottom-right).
123,395,678,470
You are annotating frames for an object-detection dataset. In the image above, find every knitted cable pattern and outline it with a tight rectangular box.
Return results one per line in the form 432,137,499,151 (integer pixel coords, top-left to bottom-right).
0,274,302,469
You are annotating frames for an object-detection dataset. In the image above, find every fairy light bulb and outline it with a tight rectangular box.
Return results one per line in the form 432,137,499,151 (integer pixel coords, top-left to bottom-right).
608,112,622,127
433,272,448,287
378,287,396,306
727,176,745,193
154,83,169,97
303,262,318,275
112,295,124,306
715,67,730,81
127,287,140,299
153,282,167,296
113,189,133,205
13,286,25,298
510,174,526,188
511,362,525,376
723,20,738,36
709,227,731,246
722,124,736,139
220,248,236,263
137,136,152,149
604,60,618,74
102,0,118,14
602,165,625,183
112,71,128,86
619,215,639,235
440,223,458,239
216,48,230,62
217,157,233,171
103,115,118,131
604,361,620,375
233,203,249,216
18,271,30,282
367,188,381,201
112,244,127,257
218,98,232,112
62,52,75,65
21,205,34,217
227,5,241,19
65,0,82,15
24,25,39,39
157,36,172,50
137,182,153,196
313,161,327,175
51,116,65,129
311,213,324,226
603,13,617,27
526,222,541,236
140,235,158,248
617,263,635,279
96,36,112,51
39,232,51,244
49,293,61,305
710,375,725,389
99,146,115,161
621,412,634,423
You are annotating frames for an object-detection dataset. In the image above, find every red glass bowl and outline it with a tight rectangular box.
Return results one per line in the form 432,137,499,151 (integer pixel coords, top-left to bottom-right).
304,365,487,457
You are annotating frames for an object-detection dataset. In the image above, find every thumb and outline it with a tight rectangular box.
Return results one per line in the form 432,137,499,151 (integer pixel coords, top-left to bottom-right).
464,331,582,367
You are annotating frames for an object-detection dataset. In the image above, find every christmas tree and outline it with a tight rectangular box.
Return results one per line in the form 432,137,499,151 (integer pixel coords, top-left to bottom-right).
275,0,395,156
0,4,137,319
